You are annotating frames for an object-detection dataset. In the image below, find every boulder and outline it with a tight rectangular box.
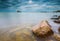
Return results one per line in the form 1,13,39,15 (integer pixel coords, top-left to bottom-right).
32,20,53,38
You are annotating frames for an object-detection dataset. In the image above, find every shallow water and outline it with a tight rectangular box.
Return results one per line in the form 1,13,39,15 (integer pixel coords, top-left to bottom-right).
0,12,60,41
0,12,60,30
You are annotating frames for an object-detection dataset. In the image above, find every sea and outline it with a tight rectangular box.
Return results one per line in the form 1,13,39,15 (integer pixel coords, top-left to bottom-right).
0,12,60,33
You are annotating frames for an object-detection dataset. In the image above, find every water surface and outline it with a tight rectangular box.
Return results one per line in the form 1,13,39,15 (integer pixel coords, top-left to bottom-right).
0,12,60,33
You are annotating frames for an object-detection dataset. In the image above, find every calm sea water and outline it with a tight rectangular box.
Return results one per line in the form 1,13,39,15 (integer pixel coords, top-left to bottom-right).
0,12,60,33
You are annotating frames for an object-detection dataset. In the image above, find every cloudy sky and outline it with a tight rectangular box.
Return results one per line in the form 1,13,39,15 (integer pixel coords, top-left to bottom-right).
0,0,60,12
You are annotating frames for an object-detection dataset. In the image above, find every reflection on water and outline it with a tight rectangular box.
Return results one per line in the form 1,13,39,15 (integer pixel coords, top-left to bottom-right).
0,12,60,32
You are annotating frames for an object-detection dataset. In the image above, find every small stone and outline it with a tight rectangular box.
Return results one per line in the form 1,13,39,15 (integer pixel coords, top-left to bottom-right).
32,20,53,38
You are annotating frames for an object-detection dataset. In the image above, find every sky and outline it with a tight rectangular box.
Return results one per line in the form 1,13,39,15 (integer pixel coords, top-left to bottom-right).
0,0,60,12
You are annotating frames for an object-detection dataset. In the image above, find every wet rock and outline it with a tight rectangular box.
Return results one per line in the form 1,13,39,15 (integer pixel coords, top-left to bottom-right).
54,20,60,24
32,20,53,38
12,28,37,41
46,40,54,41
0,28,37,41
58,27,60,33
53,34,60,41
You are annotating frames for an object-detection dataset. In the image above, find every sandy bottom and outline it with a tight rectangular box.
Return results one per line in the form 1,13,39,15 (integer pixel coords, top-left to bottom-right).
0,24,59,41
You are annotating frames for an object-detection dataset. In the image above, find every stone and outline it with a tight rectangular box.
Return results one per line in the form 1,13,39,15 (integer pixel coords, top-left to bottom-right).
46,40,54,41
53,34,60,41
58,27,60,33
32,20,53,38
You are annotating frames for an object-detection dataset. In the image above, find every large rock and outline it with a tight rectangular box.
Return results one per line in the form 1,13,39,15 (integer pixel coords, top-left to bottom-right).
32,20,53,38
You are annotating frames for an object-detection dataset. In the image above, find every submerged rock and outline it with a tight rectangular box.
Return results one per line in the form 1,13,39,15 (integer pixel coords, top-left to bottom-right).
32,20,53,38
0,28,37,41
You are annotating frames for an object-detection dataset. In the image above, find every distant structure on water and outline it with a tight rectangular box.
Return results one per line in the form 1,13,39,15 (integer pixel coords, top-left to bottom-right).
17,10,21,13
